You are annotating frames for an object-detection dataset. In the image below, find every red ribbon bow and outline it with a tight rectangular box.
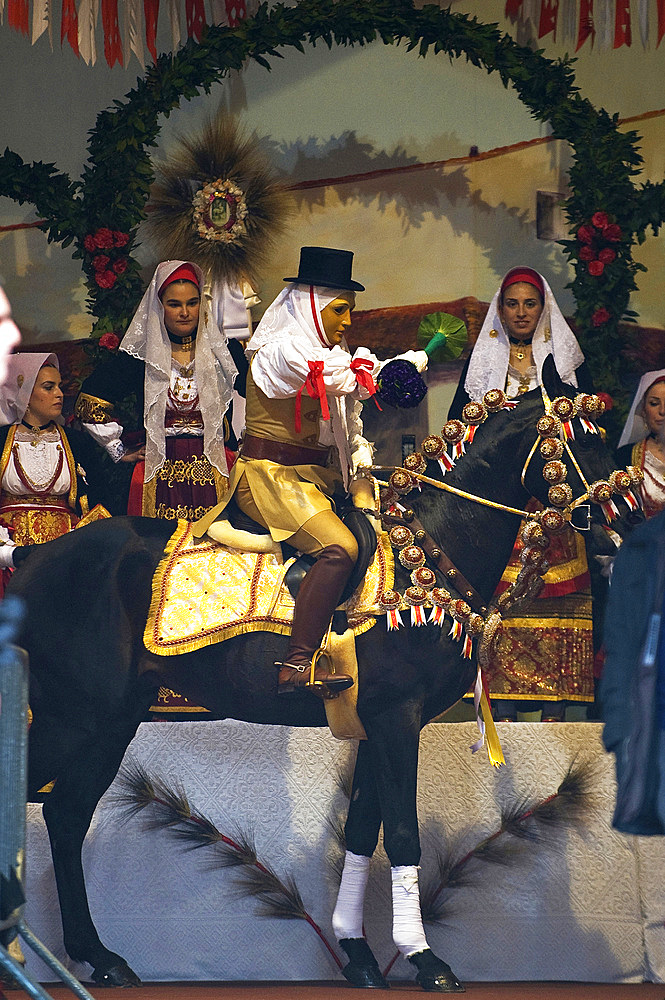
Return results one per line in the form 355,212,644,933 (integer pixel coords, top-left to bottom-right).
295,360,330,433
350,357,382,411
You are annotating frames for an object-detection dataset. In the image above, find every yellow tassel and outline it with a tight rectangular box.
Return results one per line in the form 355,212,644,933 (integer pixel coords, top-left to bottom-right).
480,688,505,768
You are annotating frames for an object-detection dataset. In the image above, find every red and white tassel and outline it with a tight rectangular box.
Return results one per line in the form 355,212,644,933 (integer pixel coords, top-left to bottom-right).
438,453,455,476
449,619,463,642
464,424,478,446
386,608,403,631
453,440,465,460
462,635,474,659
561,420,575,440
580,418,597,434
601,499,620,522
411,605,427,627
623,491,640,512
428,604,446,627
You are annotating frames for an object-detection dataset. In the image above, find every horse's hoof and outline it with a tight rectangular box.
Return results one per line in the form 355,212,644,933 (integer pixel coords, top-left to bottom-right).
408,950,465,993
91,962,142,988
339,938,389,989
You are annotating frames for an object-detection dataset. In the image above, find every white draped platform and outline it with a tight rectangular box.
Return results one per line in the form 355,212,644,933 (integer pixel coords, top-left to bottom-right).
23,721,665,985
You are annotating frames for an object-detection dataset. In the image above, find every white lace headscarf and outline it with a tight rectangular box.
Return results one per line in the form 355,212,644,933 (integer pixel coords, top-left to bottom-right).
0,352,59,426
0,287,21,385
120,260,237,481
464,268,585,401
247,283,356,483
618,369,665,449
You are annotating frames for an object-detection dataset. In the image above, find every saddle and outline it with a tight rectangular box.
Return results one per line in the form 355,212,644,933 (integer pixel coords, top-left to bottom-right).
225,497,378,608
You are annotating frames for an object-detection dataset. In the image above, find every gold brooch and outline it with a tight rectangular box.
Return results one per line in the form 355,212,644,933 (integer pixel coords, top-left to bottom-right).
489,329,499,339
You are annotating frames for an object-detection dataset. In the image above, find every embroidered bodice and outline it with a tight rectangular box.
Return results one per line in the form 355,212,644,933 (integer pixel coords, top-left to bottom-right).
2,425,71,498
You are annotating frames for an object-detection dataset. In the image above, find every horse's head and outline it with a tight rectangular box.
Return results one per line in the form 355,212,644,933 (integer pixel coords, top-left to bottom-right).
518,355,641,555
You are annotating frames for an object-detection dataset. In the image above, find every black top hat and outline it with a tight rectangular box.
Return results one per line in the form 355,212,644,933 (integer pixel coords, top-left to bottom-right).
283,246,365,292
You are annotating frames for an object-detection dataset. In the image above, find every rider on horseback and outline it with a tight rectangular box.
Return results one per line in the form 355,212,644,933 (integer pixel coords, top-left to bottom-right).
194,247,427,697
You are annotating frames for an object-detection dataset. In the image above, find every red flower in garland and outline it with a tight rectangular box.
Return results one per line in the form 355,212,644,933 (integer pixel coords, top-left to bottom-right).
95,269,117,289
592,306,611,327
92,254,110,272
578,246,596,262
598,247,616,264
604,223,622,242
98,332,120,350
112,258,128,275
94,227,115,249
83,234,97,253
588,260,605,277
597,391,614,410
112,231,129,247
577,224,594,244
591,211,609,230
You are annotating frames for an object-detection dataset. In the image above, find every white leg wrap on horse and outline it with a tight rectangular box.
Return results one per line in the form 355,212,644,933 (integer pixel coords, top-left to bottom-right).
391,865,428,957
332,851,370,941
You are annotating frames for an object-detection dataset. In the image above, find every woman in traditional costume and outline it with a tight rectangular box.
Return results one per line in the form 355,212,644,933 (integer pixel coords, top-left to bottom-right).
449,266,595,722
616,371,665,519
194,246,427,698
0,353,98,575
75,260,241,521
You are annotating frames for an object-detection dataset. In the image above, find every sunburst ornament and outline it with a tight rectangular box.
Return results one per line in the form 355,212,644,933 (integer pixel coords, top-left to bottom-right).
146,112,291,285
192,179,248,244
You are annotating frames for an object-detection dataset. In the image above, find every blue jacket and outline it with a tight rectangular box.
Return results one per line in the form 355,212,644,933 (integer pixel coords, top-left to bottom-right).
601,510,665,835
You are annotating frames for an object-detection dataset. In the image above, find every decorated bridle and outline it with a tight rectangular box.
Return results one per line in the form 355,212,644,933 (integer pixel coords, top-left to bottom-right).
365,383,641,660
361,384,641,766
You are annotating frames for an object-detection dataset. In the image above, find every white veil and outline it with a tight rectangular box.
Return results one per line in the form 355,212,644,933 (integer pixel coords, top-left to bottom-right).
617,369,665,449
464,270,585,401
120,260,237,481
247,283,356,485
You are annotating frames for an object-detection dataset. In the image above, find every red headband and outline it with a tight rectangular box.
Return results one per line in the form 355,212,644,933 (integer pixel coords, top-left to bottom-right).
500,267,545,300
158,264,200,297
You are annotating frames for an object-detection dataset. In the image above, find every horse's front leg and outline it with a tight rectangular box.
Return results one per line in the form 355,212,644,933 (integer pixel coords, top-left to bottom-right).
366,702,465,994
332,740,387,988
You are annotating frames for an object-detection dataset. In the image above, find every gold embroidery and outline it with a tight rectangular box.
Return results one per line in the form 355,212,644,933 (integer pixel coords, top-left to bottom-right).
154,502,215,521
143,522,392,656
156,455,216,488
74,392,114,424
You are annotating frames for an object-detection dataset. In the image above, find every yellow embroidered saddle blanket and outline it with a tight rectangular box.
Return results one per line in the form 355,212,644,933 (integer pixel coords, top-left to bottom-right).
144,520,394,657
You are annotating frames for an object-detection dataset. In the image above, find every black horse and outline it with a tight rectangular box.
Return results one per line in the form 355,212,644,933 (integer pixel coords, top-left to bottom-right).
8,365,635,992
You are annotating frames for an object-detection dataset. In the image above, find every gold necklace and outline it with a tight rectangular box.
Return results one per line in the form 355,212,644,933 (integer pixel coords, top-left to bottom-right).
509,336,533,362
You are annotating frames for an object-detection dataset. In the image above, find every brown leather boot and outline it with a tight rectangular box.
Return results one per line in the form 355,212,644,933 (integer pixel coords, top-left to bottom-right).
276,544,355,697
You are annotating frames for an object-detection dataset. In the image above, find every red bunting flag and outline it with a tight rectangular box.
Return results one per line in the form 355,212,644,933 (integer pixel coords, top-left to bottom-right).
102,0,123,66
225,0,247,27
144,0,160,62
576,0,595,49
505,0,524,19
7,0,29,35
61,0,79,55
539,0,559,37
614,0,631,47
658,0,665,45
186,0,206,40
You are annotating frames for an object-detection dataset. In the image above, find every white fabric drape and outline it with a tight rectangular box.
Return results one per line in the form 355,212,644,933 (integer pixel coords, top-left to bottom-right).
120,260,237,481
0,352,59,426
464,270,584,402
618,369,665,449
247,283,379,487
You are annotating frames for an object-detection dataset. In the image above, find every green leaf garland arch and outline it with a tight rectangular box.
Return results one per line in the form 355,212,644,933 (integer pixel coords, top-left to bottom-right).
2,0,664,422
